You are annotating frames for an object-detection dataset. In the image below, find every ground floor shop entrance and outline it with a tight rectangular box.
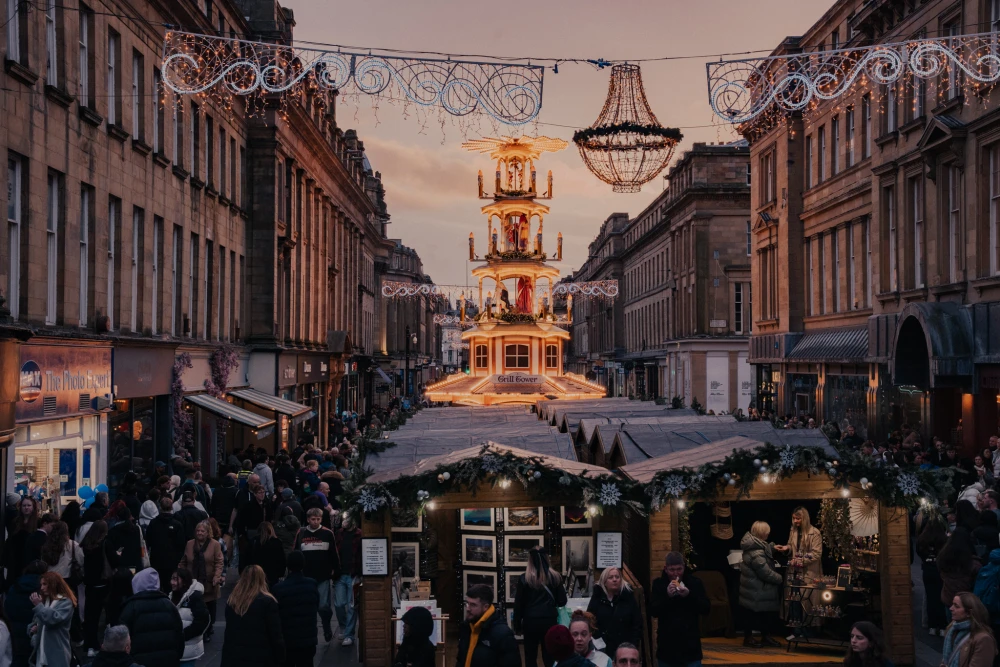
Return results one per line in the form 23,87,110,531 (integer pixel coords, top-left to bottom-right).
11,416,100,513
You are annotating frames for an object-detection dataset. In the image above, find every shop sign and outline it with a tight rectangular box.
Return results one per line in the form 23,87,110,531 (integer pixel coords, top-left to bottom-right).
113,346,175,398
298,356,330,384
494,373,543,387
278,354,298,388
17,345,112,422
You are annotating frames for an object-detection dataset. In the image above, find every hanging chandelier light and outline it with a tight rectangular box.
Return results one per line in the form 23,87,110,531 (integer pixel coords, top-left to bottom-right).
573,63,682,193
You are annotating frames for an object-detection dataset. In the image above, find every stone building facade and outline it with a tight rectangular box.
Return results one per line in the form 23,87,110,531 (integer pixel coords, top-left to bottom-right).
744,0,1000,447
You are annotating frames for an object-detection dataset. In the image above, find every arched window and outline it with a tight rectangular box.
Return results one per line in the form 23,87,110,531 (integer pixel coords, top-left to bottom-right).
504,344,529,369
475,344,488,369
545,344,558,369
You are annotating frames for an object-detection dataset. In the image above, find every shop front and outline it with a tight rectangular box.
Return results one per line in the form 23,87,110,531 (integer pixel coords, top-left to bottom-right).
242,350,320,453
11,342,112,513
295,353,330,443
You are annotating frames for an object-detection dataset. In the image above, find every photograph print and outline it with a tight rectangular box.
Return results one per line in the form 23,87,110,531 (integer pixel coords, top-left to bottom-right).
505,569,524,603
391,542,420,581
460,508,495,532
463,570,498,596
391,508,422,533
560,506,592,529
462,535,497,567
503,507,544,532
504,535,544,566
562,535,593,573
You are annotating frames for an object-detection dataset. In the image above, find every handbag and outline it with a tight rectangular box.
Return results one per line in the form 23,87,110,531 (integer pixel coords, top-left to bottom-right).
68,546,84,588
138,528,151,569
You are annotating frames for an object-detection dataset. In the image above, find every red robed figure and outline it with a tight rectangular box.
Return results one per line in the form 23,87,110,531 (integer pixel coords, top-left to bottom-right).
516,277,533,313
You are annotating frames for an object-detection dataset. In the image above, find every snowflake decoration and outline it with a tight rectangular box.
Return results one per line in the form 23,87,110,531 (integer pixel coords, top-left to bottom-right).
481,454,504,474
897,473,920,496
599,482,622,507
660,475,687,498
357,488,388,513
779,446,797,470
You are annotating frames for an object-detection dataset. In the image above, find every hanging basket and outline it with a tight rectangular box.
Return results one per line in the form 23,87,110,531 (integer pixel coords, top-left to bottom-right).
710,502,733,540
573,64,682,193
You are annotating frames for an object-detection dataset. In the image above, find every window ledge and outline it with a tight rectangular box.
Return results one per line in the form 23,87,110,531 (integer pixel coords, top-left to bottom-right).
132,139,152,156
152,152,170,168
4,59,38,86
205,184,218,197
929,282,965,297
229,202,239,213
79,105,103,127
190,176,205,190
899,286,928,302
899,116,926,137
218,195,231,206
108,124,129,142
932,95,964,115
44,85,74,108
876,291,900,306
971,275,1000,295
875,131,898,148
756,318,780,328
239,208,248,220
172,165,190,180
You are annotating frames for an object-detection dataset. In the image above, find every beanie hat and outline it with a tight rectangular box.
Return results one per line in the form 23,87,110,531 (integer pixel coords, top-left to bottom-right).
286,550,305,572
401,606,434,641
281,488,294,499
132,567,160,594
544,625,575,663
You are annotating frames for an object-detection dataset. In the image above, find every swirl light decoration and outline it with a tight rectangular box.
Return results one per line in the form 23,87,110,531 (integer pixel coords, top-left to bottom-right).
573,64,682,193
706,31,1000,124
552,280,619,298
161,31,545,126
432,315,476,327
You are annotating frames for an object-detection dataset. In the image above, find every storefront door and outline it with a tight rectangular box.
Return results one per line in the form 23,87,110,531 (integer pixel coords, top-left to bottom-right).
12,417,100,513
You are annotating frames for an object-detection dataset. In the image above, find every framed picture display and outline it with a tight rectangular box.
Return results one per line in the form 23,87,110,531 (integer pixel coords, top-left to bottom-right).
463,570,498,596
504,507,544,532
462,535,497,567
505,535,545,567
460,508,495,532
361,538,388,576
506,609,524,640
560,506,592,529
562,535,593,573
390,542,420,580
505,569,524,603
391,508,422,533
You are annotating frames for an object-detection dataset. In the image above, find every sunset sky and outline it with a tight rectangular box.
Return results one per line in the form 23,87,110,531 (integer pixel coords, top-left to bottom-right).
289,0,832,286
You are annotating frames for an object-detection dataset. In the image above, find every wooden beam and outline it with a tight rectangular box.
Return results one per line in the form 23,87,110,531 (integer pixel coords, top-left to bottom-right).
879,505,914,666
361,511,394,667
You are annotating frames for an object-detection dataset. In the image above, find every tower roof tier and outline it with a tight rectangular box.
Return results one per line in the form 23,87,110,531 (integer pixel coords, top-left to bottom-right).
472,263,560,282
462,136,568,160
461,321,570,341
480,200,550,219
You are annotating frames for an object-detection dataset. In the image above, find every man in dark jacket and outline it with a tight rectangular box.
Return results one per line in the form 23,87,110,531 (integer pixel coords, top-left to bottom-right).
119,568,184,667
175,491,208,542
274,455,298,493
210,474,239,534
649,551,711,667
144,497,186,593
23,513,54,564
295,508,340,642
273,551,320,666
455,584,520,667
88,625,144,667
4,560,46,667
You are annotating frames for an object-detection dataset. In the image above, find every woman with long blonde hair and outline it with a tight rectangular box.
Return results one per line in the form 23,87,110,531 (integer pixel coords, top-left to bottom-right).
776,506,823,580
28,572,77,667
587,567,642,658
941,592,996,667
512,547,567,667
221,565,285,667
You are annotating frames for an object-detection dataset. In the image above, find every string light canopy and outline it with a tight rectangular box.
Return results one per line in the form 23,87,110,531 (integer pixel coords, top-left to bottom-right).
573,64,682,193
551,280,619,299
161,31,545,126
706,30,1000,125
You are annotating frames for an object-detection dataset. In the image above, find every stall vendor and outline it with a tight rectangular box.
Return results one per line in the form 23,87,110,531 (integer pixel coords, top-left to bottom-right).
776,506,823,580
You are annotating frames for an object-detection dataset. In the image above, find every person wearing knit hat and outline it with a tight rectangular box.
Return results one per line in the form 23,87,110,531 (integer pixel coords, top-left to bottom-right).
545,625,594,667
393,606,437,667
119,569,184,667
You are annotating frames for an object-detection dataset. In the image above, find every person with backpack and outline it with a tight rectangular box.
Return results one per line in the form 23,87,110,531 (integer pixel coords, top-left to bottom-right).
916,516,948,636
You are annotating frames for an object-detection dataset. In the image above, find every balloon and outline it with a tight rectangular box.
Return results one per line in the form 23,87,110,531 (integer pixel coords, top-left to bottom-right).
83,497,95,508
78,486,94,500
95,484,109,493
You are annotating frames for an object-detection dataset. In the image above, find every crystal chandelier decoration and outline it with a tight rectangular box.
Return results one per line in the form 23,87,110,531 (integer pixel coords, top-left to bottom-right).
573,64,682,193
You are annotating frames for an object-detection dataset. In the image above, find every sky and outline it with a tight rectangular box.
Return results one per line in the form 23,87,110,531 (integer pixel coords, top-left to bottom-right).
288,0,832,287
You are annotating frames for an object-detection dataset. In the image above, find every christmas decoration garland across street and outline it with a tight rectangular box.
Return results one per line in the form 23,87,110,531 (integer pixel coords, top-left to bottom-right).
348,440,955,520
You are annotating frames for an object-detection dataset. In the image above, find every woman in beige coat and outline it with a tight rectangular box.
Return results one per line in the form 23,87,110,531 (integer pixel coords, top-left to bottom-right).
179,520,224,640
776,506,823,580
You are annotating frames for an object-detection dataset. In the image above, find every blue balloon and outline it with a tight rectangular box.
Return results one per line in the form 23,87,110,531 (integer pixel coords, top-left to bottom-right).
95,484,108,493
78,486,94,500
83,497,95,508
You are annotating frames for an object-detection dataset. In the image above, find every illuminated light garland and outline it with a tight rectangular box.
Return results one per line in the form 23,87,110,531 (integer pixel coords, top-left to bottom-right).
161,31,545,126
707,31,1000,124
432,314,478,328
551,280,619,298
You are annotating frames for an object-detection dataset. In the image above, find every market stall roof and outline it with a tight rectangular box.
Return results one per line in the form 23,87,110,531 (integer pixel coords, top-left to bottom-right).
536,397,636,423
575,411,702,446
369,441,608,484
228,388,310,418
618,435,840,484
184,394,275,430
786,326,868,363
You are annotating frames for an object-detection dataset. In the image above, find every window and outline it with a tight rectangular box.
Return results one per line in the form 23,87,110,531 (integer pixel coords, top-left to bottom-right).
132,51,144,140
806,239,814,315
862,94,872,158
911,176,924,288
240,146,247,208
46,173,60,324
831,29,839,50
545,344,558,369
864,216,872,307
746,162,751,186
831,116,839,175
276,160,283,220
229,250,236,339
79,8,93,107
218,246,225,340
818,126,826,182
230,138,237,203
760,150,775,202
191,103,200,179
832,228,840,312
189,234,198,336
734,282,744,334
153,68,163,153
886,84,896,132
173,99,183,166
79,186,91,326
818,233,826,313
171,225,181,336
991,144,1000,275
206,116,214,188
993,0,1000,74
129,207,146,332
947,23,960,99
107,31,120,126
914,74,926,119
204,240,212,339
504,344,529,369
846,107,855,168
45,0,58,86
219,128,226,197
849,222,857,309
107,198,119,330
886,186,898,291
746,220,752,256
948,165,961,282
805,135,813,188
152,217,162,335
6,0,21,64
475,344,488,368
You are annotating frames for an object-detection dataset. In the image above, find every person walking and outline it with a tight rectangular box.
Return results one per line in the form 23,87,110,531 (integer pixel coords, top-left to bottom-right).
738,521,784,648
80,521,112,658
586,567,642,659
939,528,981,618
169,569,210,667
210,476,238,558
87,625,145,667
27,572,76,667
246,522,285,589
144,497,185,593
455,584,520,667
512,547,567,667
393,606,436,667
568,610,612,667
334,517,361,646
252,455,274,499
274,507,301,556
175,493,209,544
118,569,185,667
178,521,223,642
843,622,893,667
272,552,319,667
233,485,270,574
916,515,949,636
3,497,39,592
649,551,710,667
221,565,285,667
5,560,47,667
941,593,996,667
294,508,339,643
39,522,84,590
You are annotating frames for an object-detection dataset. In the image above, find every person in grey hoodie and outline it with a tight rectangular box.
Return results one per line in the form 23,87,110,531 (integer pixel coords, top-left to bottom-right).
252,455,274,498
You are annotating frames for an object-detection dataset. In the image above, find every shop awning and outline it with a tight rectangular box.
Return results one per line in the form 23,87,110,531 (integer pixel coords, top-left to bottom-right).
375,367,393,385
184,394,275,431
787,326,869,363
228,388,311,422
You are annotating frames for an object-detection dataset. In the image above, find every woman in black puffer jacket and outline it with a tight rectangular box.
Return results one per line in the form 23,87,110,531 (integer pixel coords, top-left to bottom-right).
222,565,285,667
119,568,185,667
513,548,567,667
586,567,643,659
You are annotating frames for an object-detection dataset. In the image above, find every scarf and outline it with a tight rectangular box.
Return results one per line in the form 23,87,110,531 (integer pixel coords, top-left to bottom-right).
943,620,971,667
463,605,495,667
191,539,209,584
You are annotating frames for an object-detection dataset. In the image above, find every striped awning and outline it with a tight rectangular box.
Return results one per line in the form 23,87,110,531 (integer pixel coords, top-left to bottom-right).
228,388,310,418
375,367,393,385
184,394,275,430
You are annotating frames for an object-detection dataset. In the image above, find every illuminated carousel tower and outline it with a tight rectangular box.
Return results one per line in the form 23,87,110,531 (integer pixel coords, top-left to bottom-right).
425,136,605,406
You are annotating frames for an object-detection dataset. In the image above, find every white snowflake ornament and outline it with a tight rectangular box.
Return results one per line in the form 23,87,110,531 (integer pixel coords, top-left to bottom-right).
897,473,920,496
660,475,687,498
779,446,797,469
357,488,387,513
481,455,503,474
599,482,622,507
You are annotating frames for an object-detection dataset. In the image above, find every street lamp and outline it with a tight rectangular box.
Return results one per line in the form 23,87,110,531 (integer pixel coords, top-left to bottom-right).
405,326,418,398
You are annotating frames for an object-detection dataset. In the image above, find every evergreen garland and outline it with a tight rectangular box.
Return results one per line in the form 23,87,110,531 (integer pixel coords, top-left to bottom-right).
819,498,857,565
